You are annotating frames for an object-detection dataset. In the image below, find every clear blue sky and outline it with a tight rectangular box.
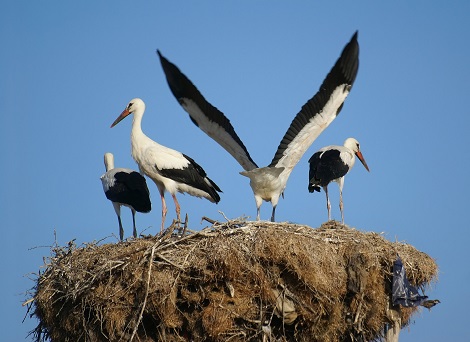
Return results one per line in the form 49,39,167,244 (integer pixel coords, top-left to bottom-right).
2,2,468,340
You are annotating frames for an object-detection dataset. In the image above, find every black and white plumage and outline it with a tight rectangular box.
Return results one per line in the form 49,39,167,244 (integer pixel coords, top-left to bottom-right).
158,31,359,222
100,152,151,240
110,98,222,232
308,137,369,223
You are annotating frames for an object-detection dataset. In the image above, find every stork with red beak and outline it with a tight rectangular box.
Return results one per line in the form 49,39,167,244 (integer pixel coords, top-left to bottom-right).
308,137,369,223
110,98,222,232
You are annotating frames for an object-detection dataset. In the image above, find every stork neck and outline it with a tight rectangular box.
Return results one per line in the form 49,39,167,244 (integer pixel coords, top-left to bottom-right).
129,108,151,158
130,108,145,138
104,153,115,171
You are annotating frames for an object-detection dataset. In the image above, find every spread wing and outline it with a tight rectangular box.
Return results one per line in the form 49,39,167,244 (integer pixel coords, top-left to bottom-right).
269,31,360,174
158,50,258,171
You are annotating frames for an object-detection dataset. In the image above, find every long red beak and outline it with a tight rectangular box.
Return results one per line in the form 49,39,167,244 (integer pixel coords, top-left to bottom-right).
356,151,370,172
110,108,130,128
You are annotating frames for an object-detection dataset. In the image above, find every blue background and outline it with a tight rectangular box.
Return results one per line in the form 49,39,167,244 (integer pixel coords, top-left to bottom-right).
2,2,468,340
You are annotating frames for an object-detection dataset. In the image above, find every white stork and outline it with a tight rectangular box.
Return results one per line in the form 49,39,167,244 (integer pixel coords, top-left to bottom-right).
308,137,369,223
110,98,222,232
100,152,151,240
157,31,359,221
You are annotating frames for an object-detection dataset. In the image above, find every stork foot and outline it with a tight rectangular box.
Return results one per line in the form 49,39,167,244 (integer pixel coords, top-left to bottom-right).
178,213,189,236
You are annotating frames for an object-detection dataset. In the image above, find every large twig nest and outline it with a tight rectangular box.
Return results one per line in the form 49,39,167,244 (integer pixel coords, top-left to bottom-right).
29,219,437,341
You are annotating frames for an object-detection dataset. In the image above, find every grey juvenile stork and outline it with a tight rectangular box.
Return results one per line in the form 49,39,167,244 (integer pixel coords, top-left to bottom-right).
100,152,151,240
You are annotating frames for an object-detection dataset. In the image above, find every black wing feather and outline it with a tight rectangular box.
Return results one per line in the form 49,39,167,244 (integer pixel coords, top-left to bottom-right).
309,149,349,188
157,50,258,170
106,171,151,213
270,31,359,167
156,154,222,203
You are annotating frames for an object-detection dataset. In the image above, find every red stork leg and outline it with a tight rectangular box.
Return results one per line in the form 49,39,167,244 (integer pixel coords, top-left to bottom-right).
159,189,168,232
171,193,181,224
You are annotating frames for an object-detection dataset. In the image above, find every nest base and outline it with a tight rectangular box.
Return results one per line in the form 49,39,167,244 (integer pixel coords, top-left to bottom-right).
29,220,437,342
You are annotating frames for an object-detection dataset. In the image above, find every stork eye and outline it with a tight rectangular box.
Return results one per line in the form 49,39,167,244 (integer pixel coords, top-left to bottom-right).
128,103,133,109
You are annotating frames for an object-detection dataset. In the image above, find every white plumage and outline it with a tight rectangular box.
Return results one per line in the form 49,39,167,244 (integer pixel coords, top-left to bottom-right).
308,137,369,223
157,31,359,221
110,98,221,232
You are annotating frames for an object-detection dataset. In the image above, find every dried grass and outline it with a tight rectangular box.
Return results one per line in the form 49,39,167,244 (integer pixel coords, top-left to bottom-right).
28,219,437,341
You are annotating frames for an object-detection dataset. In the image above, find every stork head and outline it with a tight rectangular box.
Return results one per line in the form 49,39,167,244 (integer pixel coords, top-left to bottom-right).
344,137,370,172
103,152,115,171
110,98,145,128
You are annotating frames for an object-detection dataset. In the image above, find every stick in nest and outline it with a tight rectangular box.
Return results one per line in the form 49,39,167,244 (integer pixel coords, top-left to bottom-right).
128,243,157,342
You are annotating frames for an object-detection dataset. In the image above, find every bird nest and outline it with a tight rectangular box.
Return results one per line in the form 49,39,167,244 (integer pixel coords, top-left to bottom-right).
28,219,437,342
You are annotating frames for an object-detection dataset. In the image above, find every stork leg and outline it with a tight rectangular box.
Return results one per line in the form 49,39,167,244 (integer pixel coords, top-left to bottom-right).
159,189,168,233
323,186,331,221
271,205,276,222
171,193,181,224
131,208,137,238
113,203,124,241
338,181,345,224
339,190,344,224
117,215,124,241
255,196,262,221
